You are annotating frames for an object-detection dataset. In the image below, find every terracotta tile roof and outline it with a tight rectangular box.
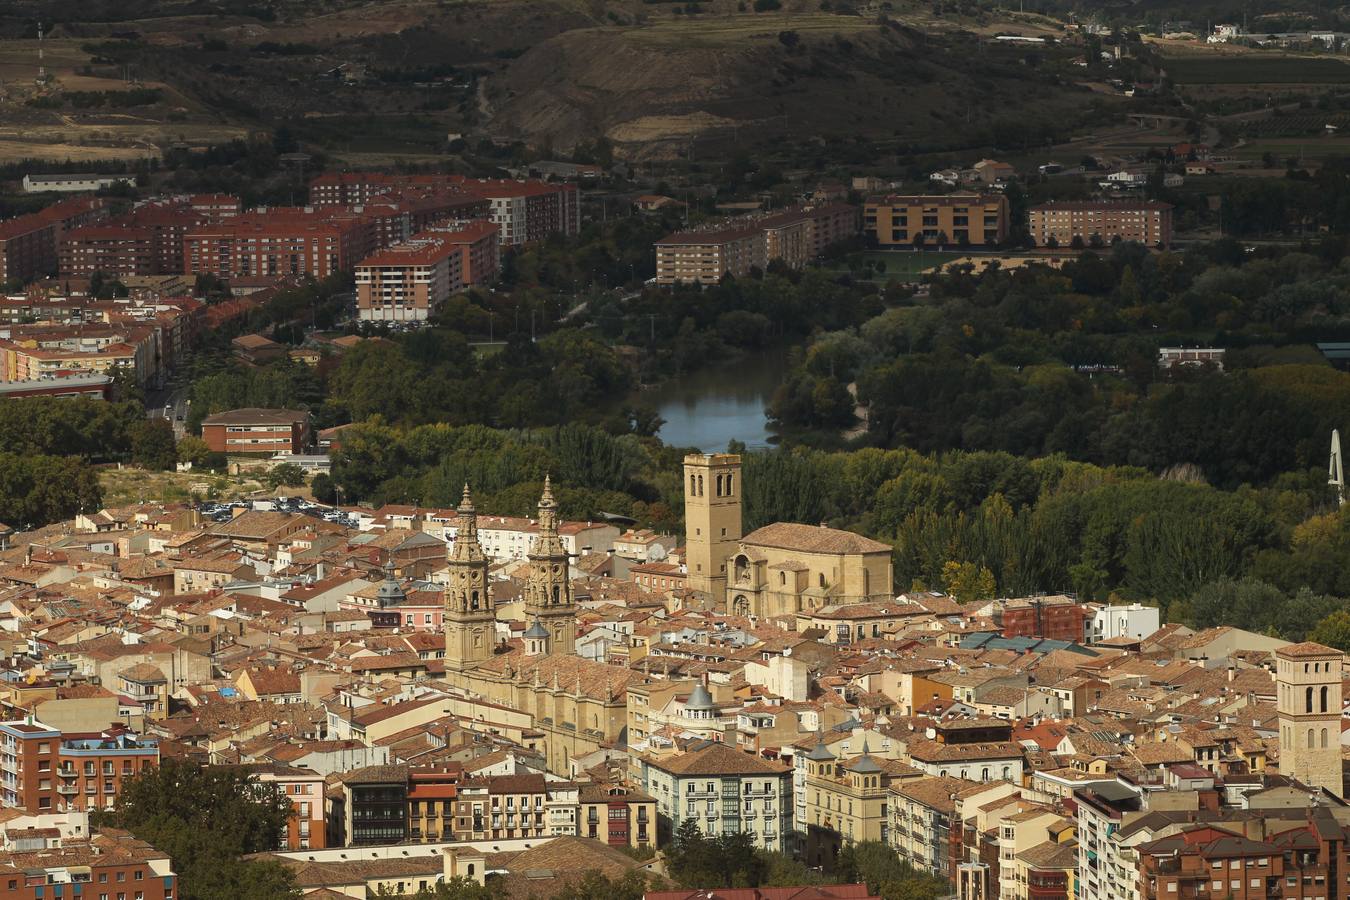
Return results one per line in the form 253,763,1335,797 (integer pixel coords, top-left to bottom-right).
1277,641,1340,658
644,742,789,776
740,522,892,555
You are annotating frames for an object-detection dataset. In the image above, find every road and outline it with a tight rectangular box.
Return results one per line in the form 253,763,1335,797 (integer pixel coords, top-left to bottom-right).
144,379,191,438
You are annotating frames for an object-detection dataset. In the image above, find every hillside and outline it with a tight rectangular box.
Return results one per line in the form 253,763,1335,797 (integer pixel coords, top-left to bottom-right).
0,0,1117,163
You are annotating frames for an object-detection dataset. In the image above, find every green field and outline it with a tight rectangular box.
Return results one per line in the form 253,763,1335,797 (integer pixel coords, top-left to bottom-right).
1163,54,1350,84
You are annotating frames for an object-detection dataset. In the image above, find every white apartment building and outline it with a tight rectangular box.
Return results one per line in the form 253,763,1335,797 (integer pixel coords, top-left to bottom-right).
633,742,792,852
1088,604,1161,644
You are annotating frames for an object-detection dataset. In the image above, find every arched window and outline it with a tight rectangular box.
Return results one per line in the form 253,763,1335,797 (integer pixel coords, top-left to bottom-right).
715,474,724,496
1307,686,1315,713
1321,685,1329,713
1322,728,1329,749
467,864,475,876
552,585,561,604
697,474,704,496
690,473,697,495
1002,766,1011,780
779,571,786,586
818,573,826,588
1308,728,1316,749
981,767,990,781
726,474,734,496
470,590,479,610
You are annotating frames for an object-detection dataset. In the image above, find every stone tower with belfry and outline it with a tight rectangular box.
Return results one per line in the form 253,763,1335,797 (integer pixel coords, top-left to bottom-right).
443,485,495,673
683,453,743,607
1276,641,1345,796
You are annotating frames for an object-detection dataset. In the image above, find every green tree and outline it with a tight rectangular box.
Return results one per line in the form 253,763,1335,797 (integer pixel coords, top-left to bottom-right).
177,435,213,467
131,418,178,470
265,462,308,489
93,759,300,900
942,560,996,602
1310,610,1350,651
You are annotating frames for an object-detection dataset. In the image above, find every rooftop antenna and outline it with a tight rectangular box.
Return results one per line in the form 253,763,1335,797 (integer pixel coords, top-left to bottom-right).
1331,429,1346,507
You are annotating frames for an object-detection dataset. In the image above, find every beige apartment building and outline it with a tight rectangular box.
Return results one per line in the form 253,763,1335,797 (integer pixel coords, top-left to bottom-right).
864,194,1009,247
654,204,858,284
802,737,922,868
1027,201,1174,248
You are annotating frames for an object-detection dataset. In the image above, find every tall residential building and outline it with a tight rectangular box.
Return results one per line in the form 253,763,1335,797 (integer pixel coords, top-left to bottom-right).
0,197,108,284
1026,201,1173,248
354,223,501,322
443,485,496,673
355,234,463,323
863,194,1008,247
682,453,744,605
1275,641,1344,795
0,721,158,815
633,742,792,852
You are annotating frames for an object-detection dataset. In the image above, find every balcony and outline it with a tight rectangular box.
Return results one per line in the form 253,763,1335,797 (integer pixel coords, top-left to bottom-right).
56,782,78,796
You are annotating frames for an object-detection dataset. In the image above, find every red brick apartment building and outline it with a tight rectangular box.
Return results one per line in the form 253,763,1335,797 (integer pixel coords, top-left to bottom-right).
200,407,312,455
355,222,501,322
0,198,109,284
184,210,377,280
0,721,158,815
997,596,1090,642
1138,813,1350,900
307,173,579,247
1028,200,1174,248
60,200,214,277
0,830,177,900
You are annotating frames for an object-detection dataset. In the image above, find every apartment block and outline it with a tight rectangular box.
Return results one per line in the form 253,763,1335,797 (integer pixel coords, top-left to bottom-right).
1137,812,1350,900
0,198,109,284
632,742,792,852
0,829,177,900
199,408,312,455
355,235,462,323
863,194,1009,247
0,721,158,815
655,225,765,285
578,783,656,849
1027,201,1173,248
655,203,859,285
355,222,500,322
407,765,461,844
184,210,376,280
60,202,204,277
249,764,327,850
307,172,577,247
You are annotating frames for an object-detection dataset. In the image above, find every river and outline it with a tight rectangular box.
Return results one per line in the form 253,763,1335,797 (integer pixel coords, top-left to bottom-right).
637,349,789,452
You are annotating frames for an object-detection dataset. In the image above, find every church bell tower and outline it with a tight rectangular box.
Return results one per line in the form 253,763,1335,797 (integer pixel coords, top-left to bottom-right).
524,476,576,655
683,453,743,606
444,484,495,673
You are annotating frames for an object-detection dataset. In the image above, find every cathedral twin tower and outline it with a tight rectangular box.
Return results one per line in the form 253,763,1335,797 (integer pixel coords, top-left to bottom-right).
443,477,576,672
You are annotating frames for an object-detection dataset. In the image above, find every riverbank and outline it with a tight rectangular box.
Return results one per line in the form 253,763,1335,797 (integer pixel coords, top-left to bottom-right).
628,347,790,452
